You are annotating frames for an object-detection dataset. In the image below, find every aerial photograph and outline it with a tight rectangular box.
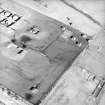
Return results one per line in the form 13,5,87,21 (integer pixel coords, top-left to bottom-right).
0,0,105,105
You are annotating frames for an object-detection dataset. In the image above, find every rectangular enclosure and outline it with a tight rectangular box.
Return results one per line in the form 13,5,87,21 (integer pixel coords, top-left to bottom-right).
0,0,89,104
